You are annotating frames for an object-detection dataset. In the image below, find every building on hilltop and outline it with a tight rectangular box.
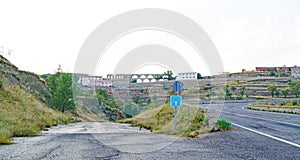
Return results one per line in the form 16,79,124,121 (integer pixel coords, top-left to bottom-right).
255,67,292,72
255,66,293,77
76,74,112,91
291,67,300,78
176,72,197,80
255,67,276,72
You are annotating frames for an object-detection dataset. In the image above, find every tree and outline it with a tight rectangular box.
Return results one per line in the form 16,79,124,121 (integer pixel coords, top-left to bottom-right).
96,88,110,105
164,70,173,80
275,90,280,97
96,88,126,119
280,88,289,98
268,84,277,97
224,85,232,98
0,79,3,89
47,71,75,112
239,87,246,96
162,85,169,90
242,69,246,73
131,79,137,83
146,97,151,104
132,95,141,104
197,73,202,79
123,103,139,118
154,74,162,80
231,85,236,99
289,81,300,98
231,85,236,93
269,71,276,77
279,72,286,77
206,91,212,99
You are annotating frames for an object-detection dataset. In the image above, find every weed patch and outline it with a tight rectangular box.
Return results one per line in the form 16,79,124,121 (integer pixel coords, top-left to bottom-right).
118,104,211,137
216,119,231,131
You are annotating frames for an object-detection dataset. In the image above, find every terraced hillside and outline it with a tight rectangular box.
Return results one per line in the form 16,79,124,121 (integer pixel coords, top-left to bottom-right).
111,76,300,106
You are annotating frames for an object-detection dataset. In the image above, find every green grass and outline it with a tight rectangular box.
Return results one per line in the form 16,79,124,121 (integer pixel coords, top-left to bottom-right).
216,119,231,131
117,103,211,137
0,83,70,144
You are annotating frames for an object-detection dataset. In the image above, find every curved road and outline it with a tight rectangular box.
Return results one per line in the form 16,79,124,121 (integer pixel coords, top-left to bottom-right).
0,103,299,160
221,103,300,145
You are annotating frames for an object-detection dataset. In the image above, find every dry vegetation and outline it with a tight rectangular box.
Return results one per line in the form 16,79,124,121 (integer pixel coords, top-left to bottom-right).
0,82,71,144
117,103,212,138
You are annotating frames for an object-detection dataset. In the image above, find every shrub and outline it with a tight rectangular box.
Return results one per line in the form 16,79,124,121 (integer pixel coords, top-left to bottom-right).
216,119,231,131
292,101,298,106
0,79,3,89
236,95,243,100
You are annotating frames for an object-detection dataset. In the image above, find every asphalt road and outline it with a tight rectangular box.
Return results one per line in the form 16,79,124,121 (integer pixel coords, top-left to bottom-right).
0,103,300,160
221,103,300,145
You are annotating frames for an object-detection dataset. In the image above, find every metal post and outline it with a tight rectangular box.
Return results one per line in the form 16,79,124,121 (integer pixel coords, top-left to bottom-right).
173,91,179,134
174,106,176,134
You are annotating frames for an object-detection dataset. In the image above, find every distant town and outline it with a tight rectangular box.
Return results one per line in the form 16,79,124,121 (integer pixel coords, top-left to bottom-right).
75,66,300,92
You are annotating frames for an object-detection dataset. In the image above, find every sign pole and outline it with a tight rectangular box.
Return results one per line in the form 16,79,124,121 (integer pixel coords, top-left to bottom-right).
172,81,182,134
174,91,179,134
174,106,176,134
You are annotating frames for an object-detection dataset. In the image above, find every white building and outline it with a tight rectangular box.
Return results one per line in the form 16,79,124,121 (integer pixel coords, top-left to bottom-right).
77,75,113,88
176,72,198,80
291,67,300,78
95,79,112,87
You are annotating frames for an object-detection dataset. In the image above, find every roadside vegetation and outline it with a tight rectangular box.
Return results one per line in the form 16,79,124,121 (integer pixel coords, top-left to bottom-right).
117,102,232,138
247,81,300,114
248,101,300,114
216,119,231,131
95,88,158,120
0,80,70,144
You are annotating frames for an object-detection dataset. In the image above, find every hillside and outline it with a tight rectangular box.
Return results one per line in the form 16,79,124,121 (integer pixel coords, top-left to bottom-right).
199,77,300,101
0,55,51,103
118,76,300,104
0,55,70,144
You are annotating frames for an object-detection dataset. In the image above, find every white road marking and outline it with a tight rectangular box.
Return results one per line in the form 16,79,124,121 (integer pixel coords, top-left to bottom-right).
222,111,300,127
232,122,300,148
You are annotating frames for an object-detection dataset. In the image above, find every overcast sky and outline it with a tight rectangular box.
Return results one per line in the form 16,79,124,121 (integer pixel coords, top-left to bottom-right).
0,0,300,76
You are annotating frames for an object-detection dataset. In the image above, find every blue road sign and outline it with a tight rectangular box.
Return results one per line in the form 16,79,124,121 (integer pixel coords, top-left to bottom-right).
170,95,182,107
173,81,182,92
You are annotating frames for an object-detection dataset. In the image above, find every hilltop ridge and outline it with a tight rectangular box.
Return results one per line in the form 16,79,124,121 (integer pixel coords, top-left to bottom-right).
0,55,51,103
